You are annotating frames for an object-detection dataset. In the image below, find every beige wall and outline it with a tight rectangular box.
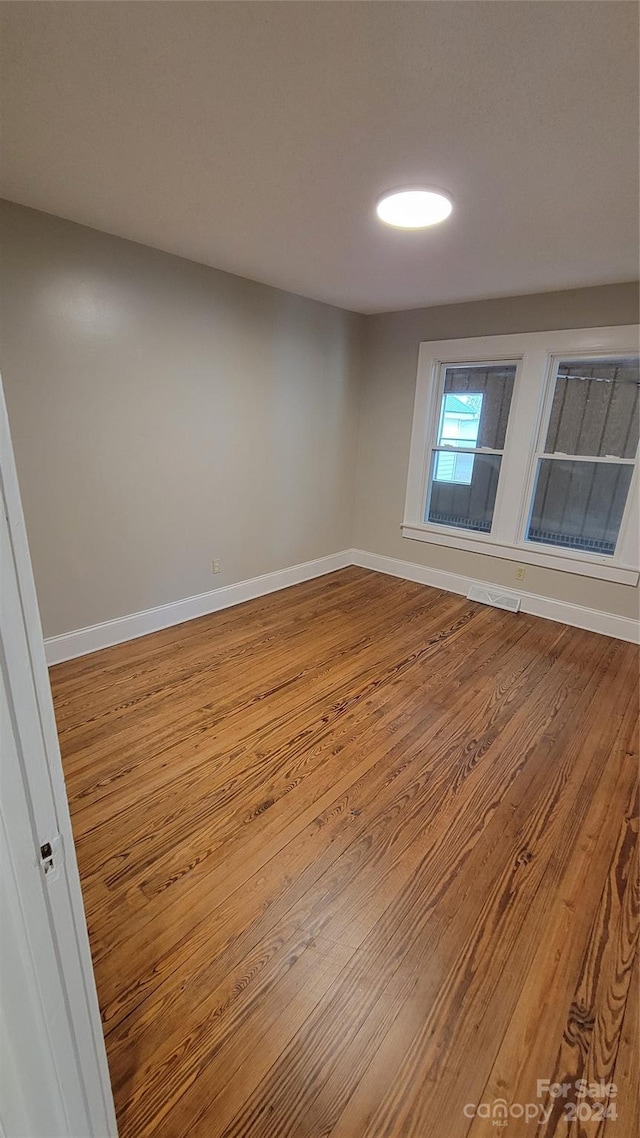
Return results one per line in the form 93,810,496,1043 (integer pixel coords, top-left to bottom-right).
0,202,363,638
353,284,640,619
1,200,638,639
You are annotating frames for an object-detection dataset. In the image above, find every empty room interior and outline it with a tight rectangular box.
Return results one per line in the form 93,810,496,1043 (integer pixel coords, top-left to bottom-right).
1,2,639,1137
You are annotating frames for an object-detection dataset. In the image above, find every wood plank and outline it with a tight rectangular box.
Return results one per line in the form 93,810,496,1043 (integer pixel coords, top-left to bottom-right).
106,614,571,1128
213,636,628,1138
604,951,639,1137
50,567,639,1138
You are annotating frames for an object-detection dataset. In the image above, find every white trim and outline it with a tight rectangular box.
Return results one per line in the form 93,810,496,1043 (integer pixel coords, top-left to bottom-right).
45,550,353,664
45,546,639,665
534,454,635,464
350,549,640,644
404,326,640,584
1,377,117,1136
400,523,640,585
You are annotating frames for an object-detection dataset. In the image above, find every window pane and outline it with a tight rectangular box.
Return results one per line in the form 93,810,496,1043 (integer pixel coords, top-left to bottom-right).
427,452,502,533
442,364,516,450
526,459,633,556
437,392,484,449
545,357,639,459
434,449,476,485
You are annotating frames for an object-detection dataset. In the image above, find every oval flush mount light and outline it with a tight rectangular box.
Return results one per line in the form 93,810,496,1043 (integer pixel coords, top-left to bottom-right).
376,187,453,229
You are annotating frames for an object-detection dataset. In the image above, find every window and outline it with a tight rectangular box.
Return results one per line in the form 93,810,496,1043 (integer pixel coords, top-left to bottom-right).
428,366,515,530
403,327,640,585
525,358,638,556
433,391,485,486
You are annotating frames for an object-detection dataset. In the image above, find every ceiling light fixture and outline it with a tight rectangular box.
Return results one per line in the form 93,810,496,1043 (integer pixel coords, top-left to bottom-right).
376,187,453,229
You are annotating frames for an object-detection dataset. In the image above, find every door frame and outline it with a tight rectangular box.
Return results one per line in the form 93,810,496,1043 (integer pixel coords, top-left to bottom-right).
1,375,117,1136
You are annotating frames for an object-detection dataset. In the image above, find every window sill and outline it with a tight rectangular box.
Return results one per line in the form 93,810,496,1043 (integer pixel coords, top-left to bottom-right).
400,523,640,586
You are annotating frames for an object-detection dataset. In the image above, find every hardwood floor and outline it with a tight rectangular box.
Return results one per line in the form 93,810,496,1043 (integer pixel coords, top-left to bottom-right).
50,567,639,1137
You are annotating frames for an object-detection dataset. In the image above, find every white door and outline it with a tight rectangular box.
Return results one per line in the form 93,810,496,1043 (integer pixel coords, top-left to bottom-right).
0,377,117,1137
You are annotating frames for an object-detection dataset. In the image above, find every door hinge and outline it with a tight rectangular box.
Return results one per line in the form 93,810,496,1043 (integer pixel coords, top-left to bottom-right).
39,834,63,883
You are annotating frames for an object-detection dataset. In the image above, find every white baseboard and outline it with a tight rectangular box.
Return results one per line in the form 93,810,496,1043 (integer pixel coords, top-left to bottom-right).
44,550,353,664
45,545,639,664
350,549,640,644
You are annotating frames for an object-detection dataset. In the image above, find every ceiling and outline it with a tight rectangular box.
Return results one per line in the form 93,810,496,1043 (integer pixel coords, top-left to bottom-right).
1,1,638,314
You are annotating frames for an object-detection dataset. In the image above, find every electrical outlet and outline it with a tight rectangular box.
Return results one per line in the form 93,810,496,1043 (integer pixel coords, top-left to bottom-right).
515,566,526,582
212,559,221,574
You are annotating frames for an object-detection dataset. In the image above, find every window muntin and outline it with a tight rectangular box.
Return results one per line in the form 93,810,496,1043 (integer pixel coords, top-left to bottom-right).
524,355,639,557
426,364,516,531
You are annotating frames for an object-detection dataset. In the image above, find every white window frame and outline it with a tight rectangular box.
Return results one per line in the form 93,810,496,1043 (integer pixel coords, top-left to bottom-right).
402,326,640,586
